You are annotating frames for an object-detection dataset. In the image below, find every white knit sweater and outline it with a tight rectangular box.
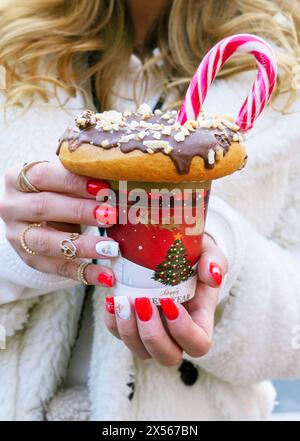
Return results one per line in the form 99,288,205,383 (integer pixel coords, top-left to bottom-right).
0,55,300,421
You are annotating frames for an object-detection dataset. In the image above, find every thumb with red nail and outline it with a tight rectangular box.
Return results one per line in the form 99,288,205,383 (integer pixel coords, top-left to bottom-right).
197,234,228,289
104,233,228,366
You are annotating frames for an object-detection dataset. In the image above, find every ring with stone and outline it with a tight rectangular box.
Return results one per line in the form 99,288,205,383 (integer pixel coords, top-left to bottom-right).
60,232,80,260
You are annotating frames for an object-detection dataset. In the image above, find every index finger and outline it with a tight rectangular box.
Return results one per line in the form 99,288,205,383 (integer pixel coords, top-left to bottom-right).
13,161,109,199
160,282,219,358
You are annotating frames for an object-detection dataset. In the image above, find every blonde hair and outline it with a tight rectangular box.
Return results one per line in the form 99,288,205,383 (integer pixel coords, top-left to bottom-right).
0,0,299,111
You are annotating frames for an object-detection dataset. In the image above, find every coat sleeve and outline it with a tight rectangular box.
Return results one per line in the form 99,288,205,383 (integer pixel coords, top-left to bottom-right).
191,210,300,384
187,120,300,385
0,218,79,306
0,93,83,339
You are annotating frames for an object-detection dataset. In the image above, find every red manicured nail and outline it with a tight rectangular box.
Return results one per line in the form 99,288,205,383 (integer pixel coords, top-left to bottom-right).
160,297,179,320
93,205,118,225
87,179,109,196
98,272,114,287
135,297,152,321
209,262,223,286
105,296,115,314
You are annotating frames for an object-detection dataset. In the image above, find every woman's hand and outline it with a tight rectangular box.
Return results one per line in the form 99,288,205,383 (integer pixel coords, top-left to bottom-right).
104,234,227,365
0,161,118,286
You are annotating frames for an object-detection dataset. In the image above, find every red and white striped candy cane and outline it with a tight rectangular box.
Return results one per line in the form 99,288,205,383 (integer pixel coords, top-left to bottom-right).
177,34,277,131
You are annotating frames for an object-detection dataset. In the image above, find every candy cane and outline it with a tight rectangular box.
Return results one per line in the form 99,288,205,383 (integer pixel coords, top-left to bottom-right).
177,34,277,131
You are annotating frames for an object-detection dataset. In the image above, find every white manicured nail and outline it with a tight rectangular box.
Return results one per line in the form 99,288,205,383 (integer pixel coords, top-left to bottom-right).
115,296,131,320
95,241,119,257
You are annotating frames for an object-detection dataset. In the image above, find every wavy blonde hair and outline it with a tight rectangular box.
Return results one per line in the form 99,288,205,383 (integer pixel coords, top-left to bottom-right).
0,0,299,111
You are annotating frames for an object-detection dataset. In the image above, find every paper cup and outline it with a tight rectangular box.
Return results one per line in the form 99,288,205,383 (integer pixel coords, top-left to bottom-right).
104,180,211,304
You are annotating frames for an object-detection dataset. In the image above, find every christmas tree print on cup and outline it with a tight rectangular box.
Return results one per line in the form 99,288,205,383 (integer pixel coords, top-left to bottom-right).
153,233,195,286
107,180,210,304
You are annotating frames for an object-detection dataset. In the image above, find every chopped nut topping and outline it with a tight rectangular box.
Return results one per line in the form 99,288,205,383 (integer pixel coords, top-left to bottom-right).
152,123,163,131
184,122,195,132
181,126,190,136
76,117,87,129
101,140,109,148
162,126,172,136
153,132,161,140
233,132,245,143
198,119,214,129
75,110,97,129
139,120,151,128
70,106,243,167
137,103,152,117
101,110,124,125
172,123,181,131
120,134,136,143
222,120,240,131
174,131,185,142
197,111,241,136
143,140,171,149
208,149,216,165
143,140,173,155
186,119,199,129
164,145,174,154
136,131,147,140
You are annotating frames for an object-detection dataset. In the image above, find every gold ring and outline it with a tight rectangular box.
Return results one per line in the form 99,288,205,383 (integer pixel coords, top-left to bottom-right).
17,161,50,193
76,262,91,286
20,223,42,255
60,232,80,260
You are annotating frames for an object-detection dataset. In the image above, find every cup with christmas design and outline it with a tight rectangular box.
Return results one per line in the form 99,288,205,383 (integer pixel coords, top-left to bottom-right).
104,180,211,304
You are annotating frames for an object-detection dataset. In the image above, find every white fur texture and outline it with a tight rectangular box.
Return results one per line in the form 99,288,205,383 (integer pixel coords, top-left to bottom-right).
0,66,299,420
46,386,90,421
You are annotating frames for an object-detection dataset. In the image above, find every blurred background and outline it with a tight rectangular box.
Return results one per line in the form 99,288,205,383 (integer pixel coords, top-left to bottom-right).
272,380,300,420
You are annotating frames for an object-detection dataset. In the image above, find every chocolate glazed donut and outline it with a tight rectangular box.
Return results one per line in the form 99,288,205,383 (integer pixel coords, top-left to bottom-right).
57,104,247,182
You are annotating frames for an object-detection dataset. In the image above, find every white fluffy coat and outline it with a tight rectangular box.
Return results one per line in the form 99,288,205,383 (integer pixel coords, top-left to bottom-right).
0,62,300,420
